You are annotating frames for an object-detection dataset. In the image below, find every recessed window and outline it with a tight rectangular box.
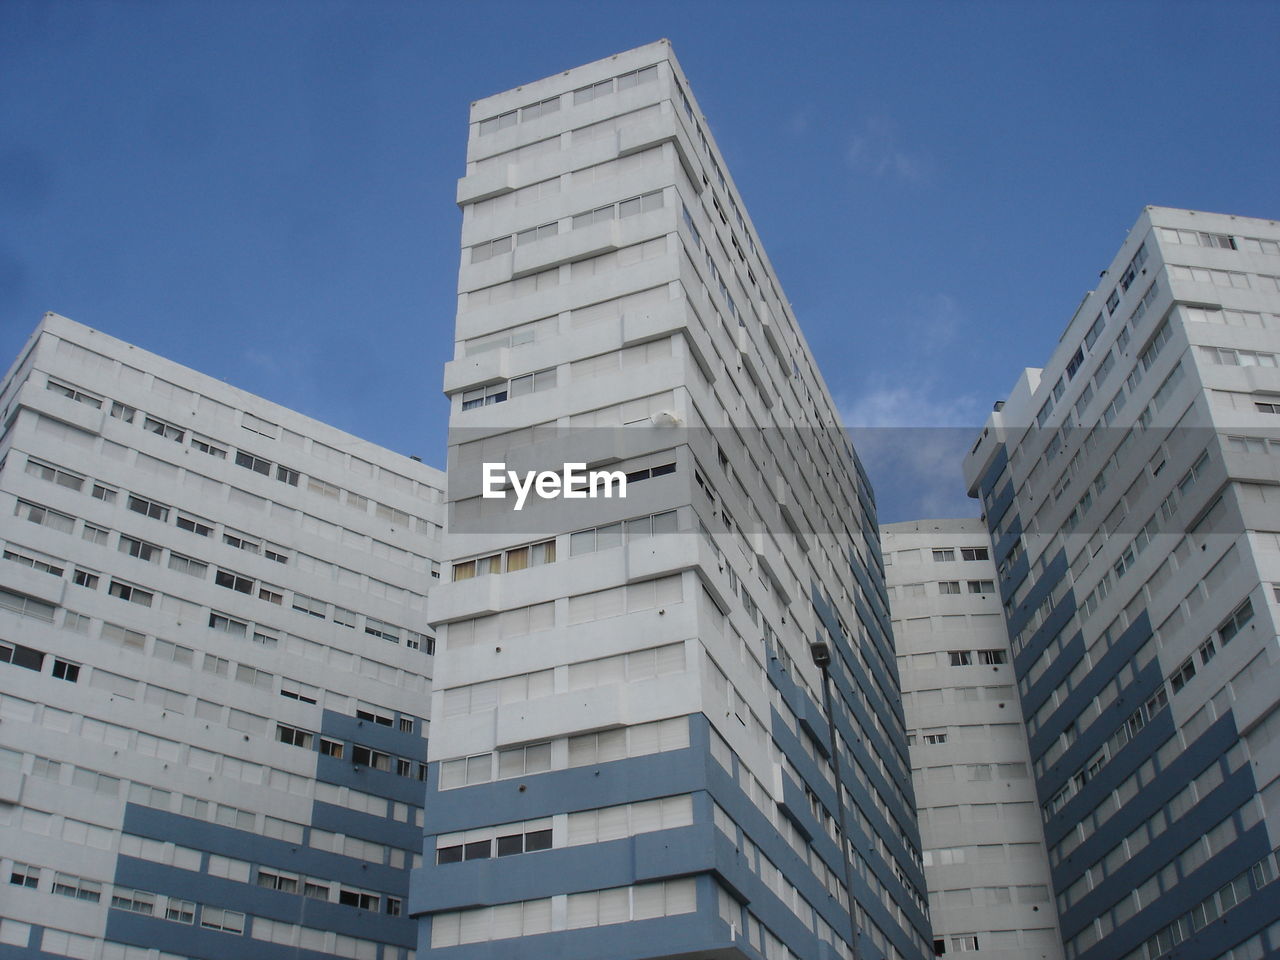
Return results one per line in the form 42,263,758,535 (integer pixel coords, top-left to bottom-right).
52,658,80,682
144,416,184,442
234,450,271,475
177,514,213,536
939,581,961,595
960,547,988,561
127,494,169,521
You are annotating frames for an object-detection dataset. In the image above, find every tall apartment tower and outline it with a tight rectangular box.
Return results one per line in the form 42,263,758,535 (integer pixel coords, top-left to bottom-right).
414,41,933,960
882,519,1064,960
0,313,444,960
962,208,1280,960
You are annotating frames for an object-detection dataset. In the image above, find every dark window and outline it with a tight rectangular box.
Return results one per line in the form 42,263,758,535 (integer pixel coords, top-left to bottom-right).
436,846,463,865
52,659,80,682
524,829,552,852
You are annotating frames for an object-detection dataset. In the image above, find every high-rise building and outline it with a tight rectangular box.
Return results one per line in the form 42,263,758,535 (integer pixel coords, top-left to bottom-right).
882,518,1063,960
415,40,932,960
962,208,1280,960
0,313,444,960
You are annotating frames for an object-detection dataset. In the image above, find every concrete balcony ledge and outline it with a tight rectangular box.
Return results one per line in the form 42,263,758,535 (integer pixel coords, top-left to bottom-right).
455,164,517,206
441,349,510,396
620,299,688,348
511,219,619,279
426,575,503,624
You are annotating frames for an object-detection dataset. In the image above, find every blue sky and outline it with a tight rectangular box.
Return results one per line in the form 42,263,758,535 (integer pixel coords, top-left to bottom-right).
3,1,1277,522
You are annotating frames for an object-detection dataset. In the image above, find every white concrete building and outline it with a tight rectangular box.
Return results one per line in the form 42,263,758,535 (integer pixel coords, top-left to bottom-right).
413,40,933,960
0,313,444,960
882,518,1063,960
963,208,1280,960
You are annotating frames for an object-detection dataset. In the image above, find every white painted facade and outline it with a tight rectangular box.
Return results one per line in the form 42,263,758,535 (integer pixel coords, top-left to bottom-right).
0,312,444,959
417,41,933,960
963,208,1280,960
882,518,1063,960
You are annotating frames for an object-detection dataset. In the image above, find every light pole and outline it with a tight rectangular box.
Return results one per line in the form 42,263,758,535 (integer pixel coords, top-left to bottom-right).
810,638,862,960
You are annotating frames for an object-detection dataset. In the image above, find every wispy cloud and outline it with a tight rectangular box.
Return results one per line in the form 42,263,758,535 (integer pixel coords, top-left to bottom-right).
845,115,933,184
840,381,986,523
787,105,816,136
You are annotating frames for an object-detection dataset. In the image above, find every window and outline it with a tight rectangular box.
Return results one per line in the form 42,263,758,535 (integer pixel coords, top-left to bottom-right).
939,581,961,595
461,382,508,410
208,613,248,637
15,500,76,533
52,658,80,682
118,536,158,562
191,436,226,458
25,457,84,490
108,580,153,606
277,724,314,749
352,745,393,772
215,570,254,594
166,899,195,923
234,450,271,475
10,863,39,888
292,594,327,619
168,553,207,577
949,651,973,666
144,416,184,442
320,738,344,758
967,579,995,593
258,586,283,605
364,618,400,642
177,514,213,536
110,400,136,422
4,548,64,576
127,494,169,521
932,548,955,561
339,889,380,911
257,869,299,893
82,523,109,545
977,650,1008,665
960,547,988,561
276,465,299,486
199,907,245,934
1218,598,1253,645
47,379,102,407
223,532,259,553
52,873,102,902
356,707,394,727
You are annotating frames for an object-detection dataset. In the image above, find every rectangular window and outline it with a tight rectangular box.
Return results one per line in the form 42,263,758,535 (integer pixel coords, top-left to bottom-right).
191,436,226,458
234,450,271,475
118,536,158,562
939,581,961,595
144,416,184,442
108,579,153,607
47,379,102,407
25,457,85,490
177,514,213,536
967,580,995,593
127,494,169,521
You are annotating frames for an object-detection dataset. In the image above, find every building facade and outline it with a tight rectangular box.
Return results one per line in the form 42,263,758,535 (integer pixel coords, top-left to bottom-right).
0,313,444,960
882,518,1063,959
963,208,1280,960
413,41,932,960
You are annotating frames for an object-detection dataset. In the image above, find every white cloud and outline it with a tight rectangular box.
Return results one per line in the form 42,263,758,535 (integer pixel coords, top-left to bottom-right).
846,115,933,184
840,383,985,522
